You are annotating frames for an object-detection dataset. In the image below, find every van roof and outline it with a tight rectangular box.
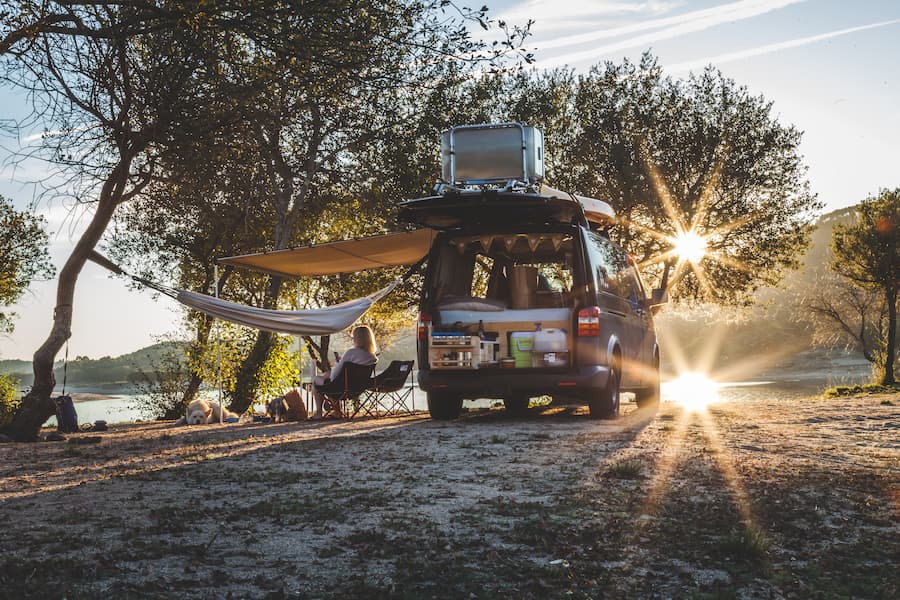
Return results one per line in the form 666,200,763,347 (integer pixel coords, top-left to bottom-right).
399,186,615,230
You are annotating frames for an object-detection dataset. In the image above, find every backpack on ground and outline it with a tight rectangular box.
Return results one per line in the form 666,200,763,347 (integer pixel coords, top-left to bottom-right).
55,395,78,434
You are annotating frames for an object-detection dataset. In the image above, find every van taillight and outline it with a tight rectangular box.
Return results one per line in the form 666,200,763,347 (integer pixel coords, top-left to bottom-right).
577,307,600,337
417,312,432,341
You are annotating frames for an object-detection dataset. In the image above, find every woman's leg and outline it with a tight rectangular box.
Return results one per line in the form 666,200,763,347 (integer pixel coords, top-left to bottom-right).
312,375,327,418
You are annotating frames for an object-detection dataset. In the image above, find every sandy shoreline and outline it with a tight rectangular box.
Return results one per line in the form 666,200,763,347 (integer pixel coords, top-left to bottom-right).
1,392,897,599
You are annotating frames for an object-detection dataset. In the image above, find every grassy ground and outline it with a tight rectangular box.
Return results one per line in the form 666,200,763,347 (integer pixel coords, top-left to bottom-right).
0,392,897,599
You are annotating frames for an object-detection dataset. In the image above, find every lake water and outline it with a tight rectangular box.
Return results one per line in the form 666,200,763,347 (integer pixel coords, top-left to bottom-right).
44,365,872,426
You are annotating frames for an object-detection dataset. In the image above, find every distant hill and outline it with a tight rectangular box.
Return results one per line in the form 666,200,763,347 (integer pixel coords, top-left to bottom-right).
0,341,184,388
797,205,858,281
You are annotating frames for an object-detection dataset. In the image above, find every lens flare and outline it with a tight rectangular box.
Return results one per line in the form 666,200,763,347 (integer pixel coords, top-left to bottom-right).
672,231,708,263
665,372,719,412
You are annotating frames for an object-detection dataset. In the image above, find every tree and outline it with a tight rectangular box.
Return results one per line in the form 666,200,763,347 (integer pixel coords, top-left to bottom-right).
220,2,530,412
497,54,821,304
0,196,54,333
1,2,224,440
828,190,899,384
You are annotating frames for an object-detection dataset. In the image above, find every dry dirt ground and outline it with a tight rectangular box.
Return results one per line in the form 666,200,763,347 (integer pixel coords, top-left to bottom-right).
0,393,897,599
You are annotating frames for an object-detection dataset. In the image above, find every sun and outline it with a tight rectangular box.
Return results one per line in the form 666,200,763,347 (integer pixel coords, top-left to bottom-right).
671,230,708,264
665,371,719,412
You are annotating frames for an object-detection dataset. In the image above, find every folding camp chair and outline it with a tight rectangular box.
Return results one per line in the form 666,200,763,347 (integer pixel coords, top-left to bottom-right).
315,362,375,419
361,360,415,416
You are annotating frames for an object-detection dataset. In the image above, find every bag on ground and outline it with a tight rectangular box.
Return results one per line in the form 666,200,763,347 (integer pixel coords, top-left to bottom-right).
55,395,78,433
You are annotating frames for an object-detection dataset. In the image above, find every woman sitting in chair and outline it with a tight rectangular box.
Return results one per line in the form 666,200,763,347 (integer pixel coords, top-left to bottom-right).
312,325,378,419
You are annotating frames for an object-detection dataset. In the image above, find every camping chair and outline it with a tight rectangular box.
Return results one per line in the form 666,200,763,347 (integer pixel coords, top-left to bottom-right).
315,362,375,419
360,360,415,416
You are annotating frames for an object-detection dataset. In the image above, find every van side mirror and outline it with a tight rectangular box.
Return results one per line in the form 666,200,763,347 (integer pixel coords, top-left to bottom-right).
649,287,668,315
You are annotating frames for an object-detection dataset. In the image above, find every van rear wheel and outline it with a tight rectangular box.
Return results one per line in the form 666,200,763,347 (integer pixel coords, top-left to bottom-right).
589,370,620,419
427,392,463,420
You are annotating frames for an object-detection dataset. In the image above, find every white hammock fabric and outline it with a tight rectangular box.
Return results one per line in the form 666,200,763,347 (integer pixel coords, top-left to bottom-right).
176,279,400,335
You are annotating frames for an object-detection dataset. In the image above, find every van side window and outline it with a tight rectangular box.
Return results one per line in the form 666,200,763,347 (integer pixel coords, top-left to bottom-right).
587,232,643,305
586,231,620,293
616,260,644,308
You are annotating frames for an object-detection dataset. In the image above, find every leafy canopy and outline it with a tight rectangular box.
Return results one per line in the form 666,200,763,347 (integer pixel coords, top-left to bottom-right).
0,196,54,333
832,188,900,293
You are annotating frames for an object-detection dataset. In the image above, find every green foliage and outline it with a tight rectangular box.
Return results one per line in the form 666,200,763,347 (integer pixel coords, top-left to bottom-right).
190,322,301,409
832,189,900,291
129,338,192,420
0,373,20,428
0,196,54,333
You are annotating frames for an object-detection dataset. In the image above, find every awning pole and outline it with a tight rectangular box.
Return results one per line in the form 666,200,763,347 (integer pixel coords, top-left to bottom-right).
297,280,309,411
215,263,223,424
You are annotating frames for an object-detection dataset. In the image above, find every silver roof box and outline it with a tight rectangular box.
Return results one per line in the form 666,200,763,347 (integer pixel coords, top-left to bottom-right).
441,123,544,186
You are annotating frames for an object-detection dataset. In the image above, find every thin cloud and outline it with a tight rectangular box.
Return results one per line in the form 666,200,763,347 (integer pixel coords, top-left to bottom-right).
536,0,803,51
664,19,900,73
533,0,804,68
500,0,682,28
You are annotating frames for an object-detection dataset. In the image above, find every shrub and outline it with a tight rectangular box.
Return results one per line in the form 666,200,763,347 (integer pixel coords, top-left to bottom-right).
0,374,21,428
129,343,191,420
720,522,771,562
605,458,643,479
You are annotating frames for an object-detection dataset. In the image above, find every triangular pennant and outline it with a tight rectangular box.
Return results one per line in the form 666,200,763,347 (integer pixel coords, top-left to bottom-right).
451,239,468,255
551,235,564,251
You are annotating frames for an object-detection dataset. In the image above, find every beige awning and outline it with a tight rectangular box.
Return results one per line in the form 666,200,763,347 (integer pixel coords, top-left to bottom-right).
217,228,437,277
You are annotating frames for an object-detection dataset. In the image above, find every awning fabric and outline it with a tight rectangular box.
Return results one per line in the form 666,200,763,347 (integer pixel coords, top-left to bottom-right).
217,228,437,278
177,279,400,335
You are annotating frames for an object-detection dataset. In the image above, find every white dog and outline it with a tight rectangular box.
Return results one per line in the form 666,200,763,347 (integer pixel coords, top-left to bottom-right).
184,399,238,425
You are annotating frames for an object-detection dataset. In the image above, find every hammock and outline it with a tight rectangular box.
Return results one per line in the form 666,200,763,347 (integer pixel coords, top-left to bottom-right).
176,280,400,335
87,251,411,336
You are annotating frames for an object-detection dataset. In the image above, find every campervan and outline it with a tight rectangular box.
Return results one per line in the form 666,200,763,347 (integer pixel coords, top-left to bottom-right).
401,123,666,419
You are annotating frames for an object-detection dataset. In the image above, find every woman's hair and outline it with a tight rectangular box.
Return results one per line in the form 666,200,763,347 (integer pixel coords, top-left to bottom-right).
352,325,377,354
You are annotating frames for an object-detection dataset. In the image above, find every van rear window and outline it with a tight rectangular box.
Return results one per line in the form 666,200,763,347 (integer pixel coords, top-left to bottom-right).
432,233,577,310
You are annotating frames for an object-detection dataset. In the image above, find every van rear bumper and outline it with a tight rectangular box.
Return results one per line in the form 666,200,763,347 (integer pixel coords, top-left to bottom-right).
417,365,611,399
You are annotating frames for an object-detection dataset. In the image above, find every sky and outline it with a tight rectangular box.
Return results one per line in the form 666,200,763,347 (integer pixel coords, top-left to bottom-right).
1,0,899,361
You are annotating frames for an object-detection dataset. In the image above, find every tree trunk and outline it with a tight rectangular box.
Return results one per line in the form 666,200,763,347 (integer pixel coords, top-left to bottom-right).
229,275,283,413
882,286,897,385
2,156,134,441
303,335,332,374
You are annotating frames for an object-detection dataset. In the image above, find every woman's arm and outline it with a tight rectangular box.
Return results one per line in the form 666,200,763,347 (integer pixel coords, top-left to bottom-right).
330,351,349,381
